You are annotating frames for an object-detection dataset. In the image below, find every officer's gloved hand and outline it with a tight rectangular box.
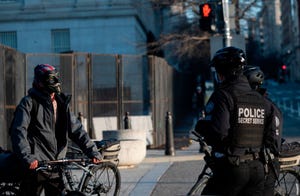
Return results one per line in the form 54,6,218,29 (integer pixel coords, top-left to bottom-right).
195,120,202,134
195,119,209,136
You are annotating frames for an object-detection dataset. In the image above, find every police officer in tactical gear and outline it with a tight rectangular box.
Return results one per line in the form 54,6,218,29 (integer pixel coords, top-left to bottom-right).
195,47,276,196
244,65,282,196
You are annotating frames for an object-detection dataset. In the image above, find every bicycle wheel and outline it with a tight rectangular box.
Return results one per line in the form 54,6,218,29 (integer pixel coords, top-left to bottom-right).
187,175,209,195
275,168,300,196
81,162,120,196
0,183,19,196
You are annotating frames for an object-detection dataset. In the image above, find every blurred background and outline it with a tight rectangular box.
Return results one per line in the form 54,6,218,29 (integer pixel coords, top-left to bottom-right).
0,0,298,149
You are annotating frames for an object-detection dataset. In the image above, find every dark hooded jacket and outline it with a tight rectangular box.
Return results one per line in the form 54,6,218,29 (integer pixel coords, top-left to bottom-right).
10,88,101,168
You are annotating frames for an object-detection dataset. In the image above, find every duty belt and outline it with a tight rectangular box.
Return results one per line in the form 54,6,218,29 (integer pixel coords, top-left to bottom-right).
239,152,259,163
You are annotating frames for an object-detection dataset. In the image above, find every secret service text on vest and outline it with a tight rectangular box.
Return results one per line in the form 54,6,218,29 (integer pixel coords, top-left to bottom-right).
238,107,264,125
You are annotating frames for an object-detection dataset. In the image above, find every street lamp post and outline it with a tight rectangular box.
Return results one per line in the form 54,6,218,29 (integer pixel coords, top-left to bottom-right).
222,0,231,47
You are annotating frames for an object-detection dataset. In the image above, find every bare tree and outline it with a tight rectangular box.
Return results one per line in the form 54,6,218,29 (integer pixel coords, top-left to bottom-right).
148,1,210,73
233,0,262,34
148,0,262,74
150,0,262,45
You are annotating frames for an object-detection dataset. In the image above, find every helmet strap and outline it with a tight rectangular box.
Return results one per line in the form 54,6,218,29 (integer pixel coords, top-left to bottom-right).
214,72,225,84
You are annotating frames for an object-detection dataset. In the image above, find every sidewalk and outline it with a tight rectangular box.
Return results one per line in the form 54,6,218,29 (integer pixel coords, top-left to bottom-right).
117,81,300,195
119,139,205,196
118,112,201,196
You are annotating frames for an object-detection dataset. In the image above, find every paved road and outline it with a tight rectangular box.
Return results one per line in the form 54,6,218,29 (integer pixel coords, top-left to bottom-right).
119,141,204,196
150,81,300,196
151,160,204,196
118,81,300,196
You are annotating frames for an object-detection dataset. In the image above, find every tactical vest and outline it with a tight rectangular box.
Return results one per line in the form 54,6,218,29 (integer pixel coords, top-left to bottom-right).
227,89,266,149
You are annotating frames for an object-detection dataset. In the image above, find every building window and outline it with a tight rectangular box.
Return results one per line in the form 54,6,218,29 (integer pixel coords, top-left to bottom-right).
0,31,17,49
0,0,17,2
51,29,70,53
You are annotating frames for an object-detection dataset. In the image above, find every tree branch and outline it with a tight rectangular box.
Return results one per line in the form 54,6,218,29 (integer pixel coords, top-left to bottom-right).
238,0,260,19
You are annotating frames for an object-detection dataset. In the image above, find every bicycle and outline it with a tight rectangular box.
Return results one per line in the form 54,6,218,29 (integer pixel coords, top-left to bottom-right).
187,131,213,195
66,139,122,196
0,139,121,196
187,131,300,196
274,145,300,196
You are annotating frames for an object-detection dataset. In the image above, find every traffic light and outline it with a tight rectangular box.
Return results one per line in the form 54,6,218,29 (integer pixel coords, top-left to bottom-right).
199,3,213,31
279,64,287,83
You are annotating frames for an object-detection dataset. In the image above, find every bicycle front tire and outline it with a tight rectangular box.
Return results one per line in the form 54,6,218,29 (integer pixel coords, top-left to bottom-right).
81,162,121,196
275,168,300,196
0,184,19,196
187,175,209,196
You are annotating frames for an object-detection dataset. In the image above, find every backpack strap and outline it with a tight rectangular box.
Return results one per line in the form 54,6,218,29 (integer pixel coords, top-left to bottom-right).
30,96,38,118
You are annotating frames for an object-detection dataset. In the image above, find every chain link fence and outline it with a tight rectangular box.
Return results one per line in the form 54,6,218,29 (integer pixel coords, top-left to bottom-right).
0,45,180,148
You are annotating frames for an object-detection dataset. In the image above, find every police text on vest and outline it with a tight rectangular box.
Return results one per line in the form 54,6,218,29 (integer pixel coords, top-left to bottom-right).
238,107,264,125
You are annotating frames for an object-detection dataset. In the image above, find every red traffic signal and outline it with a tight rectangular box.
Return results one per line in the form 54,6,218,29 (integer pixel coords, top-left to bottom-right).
199,3,213,31
281,65,287,70
200,3,212,18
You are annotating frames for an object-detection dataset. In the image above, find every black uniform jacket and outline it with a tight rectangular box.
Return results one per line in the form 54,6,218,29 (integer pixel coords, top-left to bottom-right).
196,75,278,156
10,88,101,168
265,97,283,155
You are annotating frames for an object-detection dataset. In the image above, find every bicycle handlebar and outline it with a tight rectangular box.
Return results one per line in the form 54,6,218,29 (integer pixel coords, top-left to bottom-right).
37,157,111,170
191,131,212,157
36,158,93,171
39,158,92,165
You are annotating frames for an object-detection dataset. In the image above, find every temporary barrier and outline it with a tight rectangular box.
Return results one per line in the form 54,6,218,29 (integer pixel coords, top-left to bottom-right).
0,45,178,148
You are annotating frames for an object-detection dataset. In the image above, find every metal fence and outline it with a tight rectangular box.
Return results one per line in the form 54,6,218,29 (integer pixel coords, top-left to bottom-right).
0,45,176,148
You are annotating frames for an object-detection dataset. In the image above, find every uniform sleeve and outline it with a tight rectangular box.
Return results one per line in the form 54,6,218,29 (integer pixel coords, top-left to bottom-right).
264,101,282,156
195,90,231,150
68,111,102,160
10,97,37,166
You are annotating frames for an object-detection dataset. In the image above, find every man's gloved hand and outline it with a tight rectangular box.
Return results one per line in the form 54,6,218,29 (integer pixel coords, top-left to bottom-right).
29,160,38,170
92,157,102,164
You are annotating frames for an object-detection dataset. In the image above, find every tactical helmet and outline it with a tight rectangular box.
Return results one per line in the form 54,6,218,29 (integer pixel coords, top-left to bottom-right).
243,65,264,90
34,64,61,94
210,46,246,76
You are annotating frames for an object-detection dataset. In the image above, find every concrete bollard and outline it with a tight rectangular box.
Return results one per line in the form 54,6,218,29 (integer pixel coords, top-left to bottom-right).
102,129,146,167
165,111,175,156
124,112,131,129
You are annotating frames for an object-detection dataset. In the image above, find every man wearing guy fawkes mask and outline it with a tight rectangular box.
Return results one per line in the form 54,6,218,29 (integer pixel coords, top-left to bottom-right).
10,64,102,195
195,47,276,196
33,63,62,94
